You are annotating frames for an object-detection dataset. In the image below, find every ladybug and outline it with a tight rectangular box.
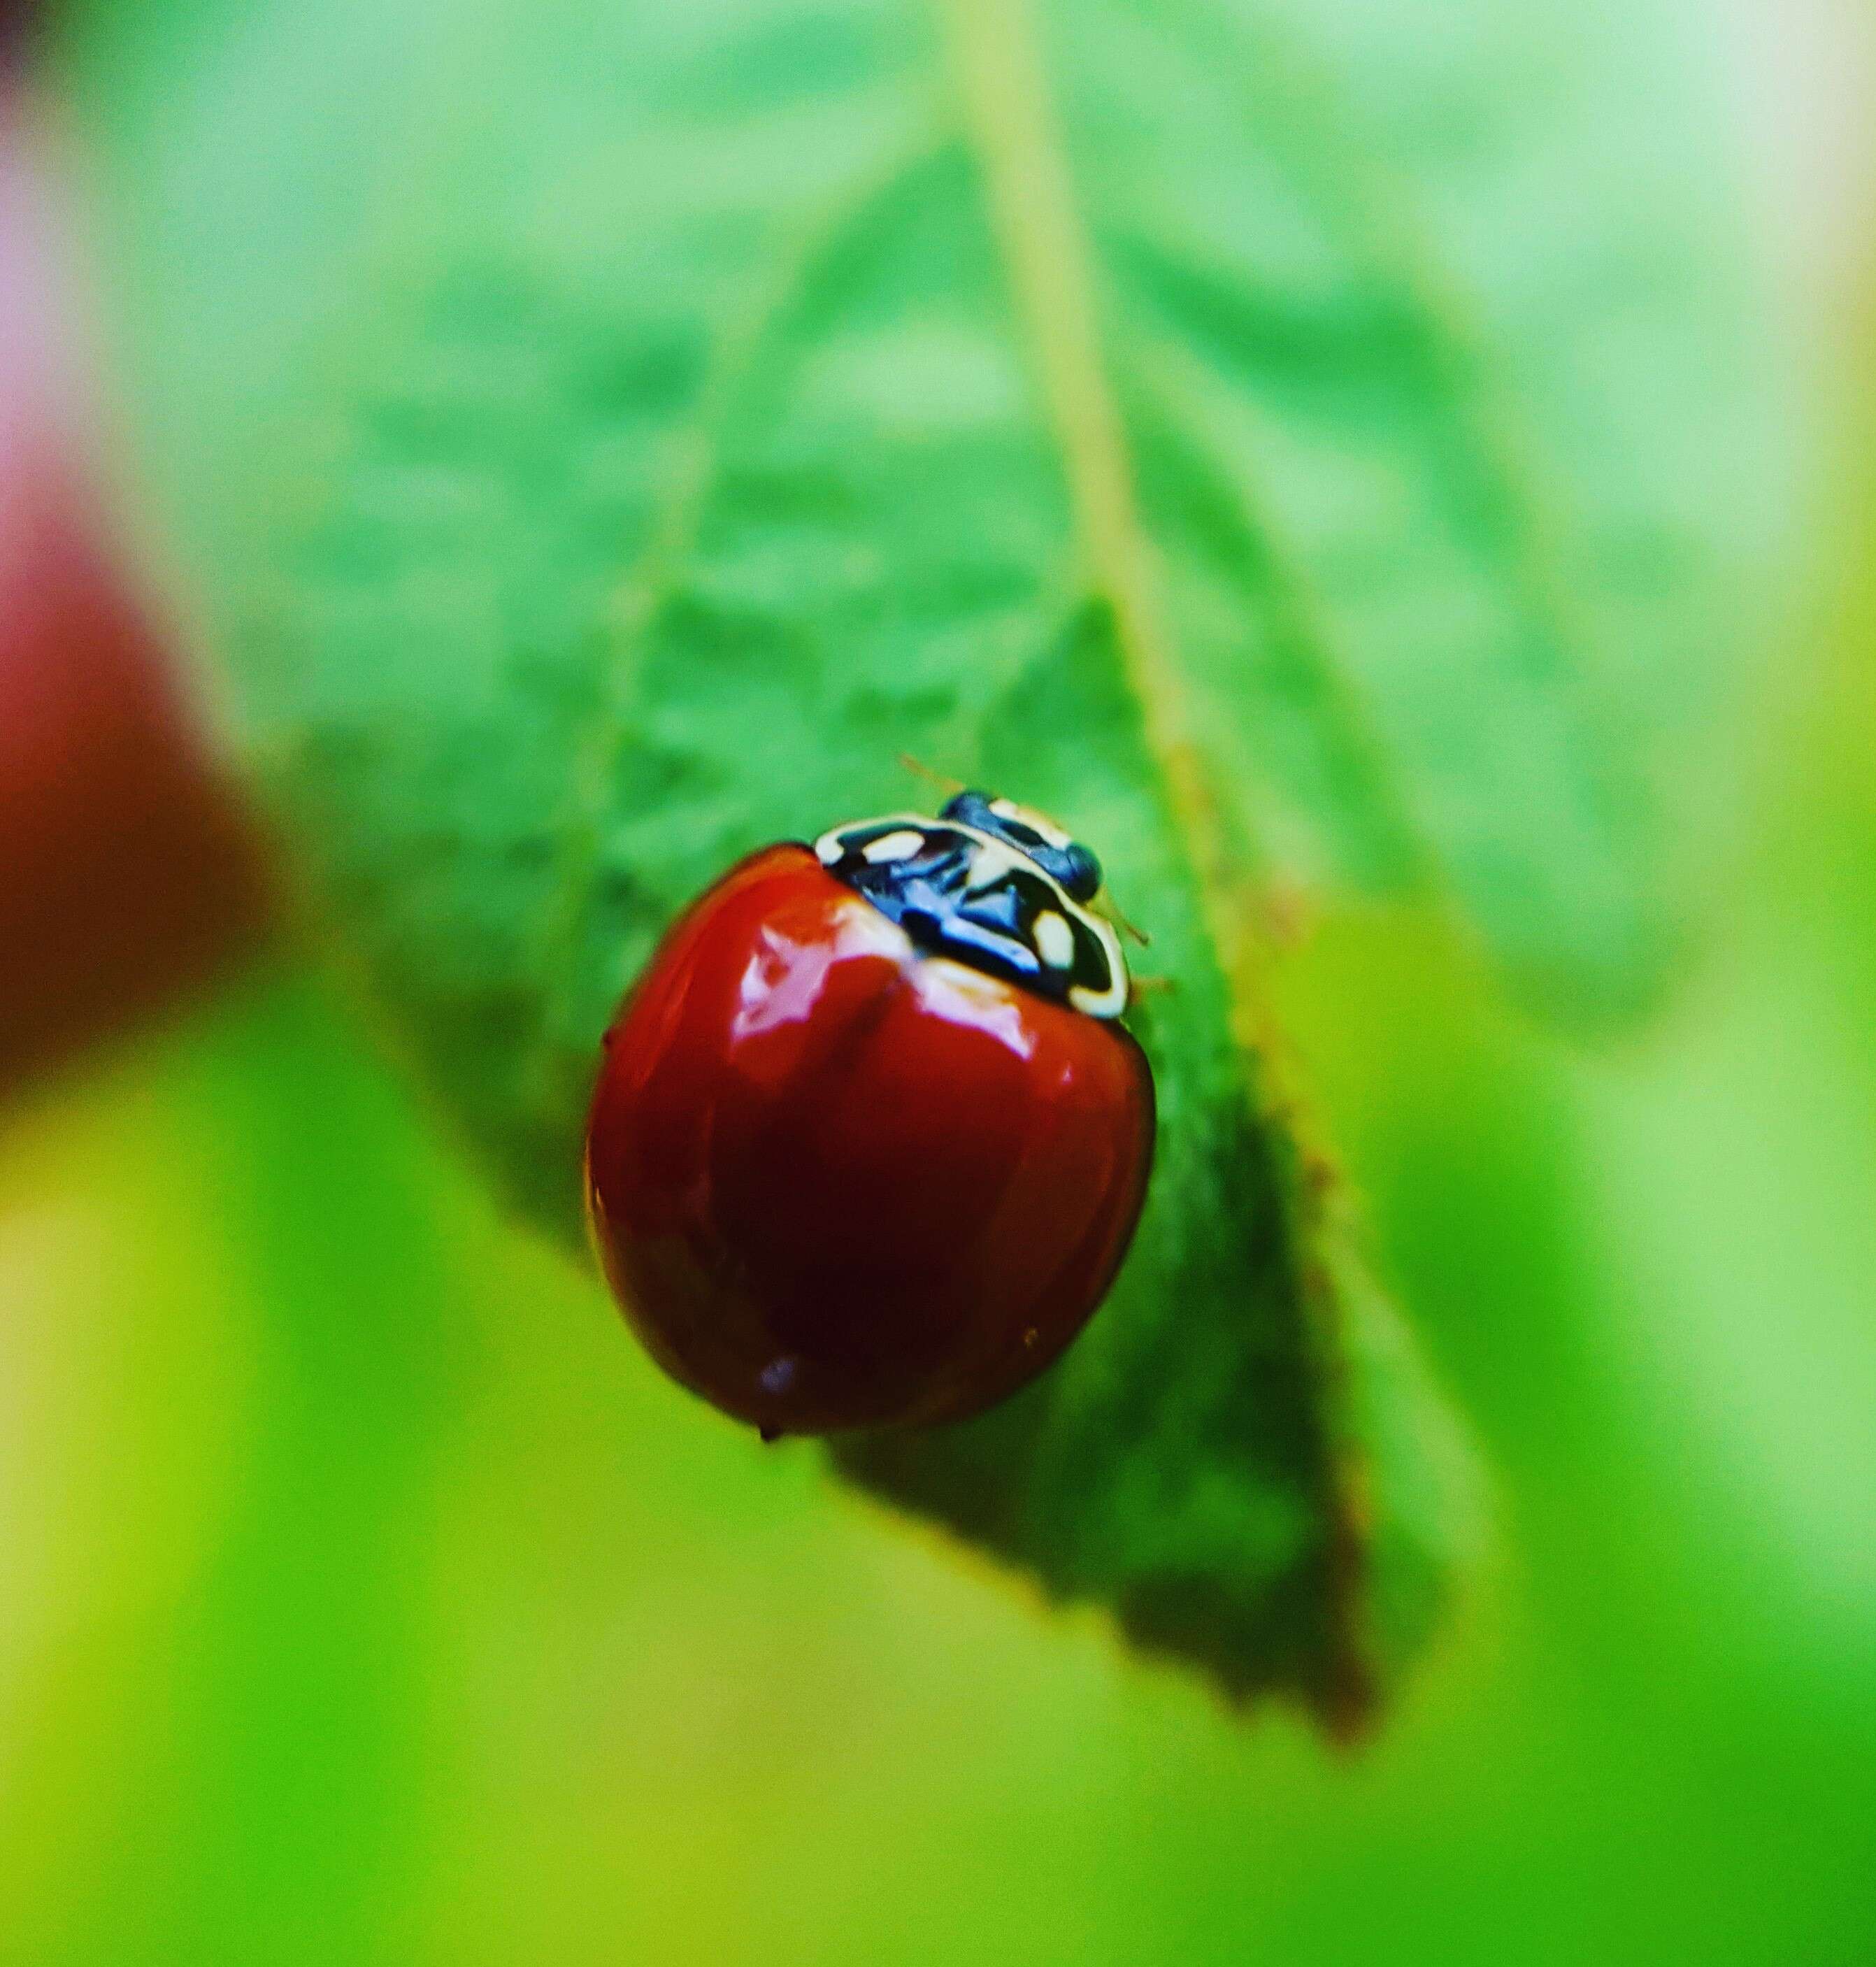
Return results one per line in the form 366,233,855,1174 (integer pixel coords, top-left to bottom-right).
584,791,1155,1437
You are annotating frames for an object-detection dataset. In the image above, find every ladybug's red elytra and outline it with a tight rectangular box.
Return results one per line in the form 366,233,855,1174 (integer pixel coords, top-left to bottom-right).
583,792,1155,1438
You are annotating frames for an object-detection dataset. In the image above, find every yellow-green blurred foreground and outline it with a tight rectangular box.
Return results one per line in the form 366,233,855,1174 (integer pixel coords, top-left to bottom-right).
3,596,1874,1964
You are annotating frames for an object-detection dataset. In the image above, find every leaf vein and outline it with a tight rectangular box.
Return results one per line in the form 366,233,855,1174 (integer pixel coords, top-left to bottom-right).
534,115,951,990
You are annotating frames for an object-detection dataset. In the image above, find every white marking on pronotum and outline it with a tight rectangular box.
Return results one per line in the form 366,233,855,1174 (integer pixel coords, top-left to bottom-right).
1033,909,1075,970
1069,956,1127,1020
989,796,1072,850
815,813,932,867
862,828,925,864
961,838,1026,891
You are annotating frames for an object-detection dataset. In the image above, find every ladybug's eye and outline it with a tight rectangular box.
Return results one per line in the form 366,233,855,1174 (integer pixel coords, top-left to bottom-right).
1059,843,1102,901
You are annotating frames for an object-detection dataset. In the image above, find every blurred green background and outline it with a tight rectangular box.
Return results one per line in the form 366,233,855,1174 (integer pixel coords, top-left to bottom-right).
5,1,1876,1962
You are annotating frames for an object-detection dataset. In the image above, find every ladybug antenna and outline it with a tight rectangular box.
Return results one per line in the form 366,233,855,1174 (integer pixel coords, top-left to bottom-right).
1099,893,1151,949
897,752,966,796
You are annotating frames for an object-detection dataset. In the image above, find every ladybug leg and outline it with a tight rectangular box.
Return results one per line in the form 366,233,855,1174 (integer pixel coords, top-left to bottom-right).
1098,894,1152,948
1129,974,1176,1004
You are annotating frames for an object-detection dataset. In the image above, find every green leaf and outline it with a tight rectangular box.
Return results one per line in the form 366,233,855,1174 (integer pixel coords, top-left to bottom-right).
61,0,1760,1721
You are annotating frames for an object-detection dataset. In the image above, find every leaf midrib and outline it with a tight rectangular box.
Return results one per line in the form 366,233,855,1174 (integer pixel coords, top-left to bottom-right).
935,0,1373,1684
934,0,1216,910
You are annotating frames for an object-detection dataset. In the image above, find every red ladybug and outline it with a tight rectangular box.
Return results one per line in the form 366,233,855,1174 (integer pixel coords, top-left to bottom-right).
584,791,1155,1437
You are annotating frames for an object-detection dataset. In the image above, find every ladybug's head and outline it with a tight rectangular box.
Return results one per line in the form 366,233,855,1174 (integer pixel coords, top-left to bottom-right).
813,791,1128,1019
937,791,1103,902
